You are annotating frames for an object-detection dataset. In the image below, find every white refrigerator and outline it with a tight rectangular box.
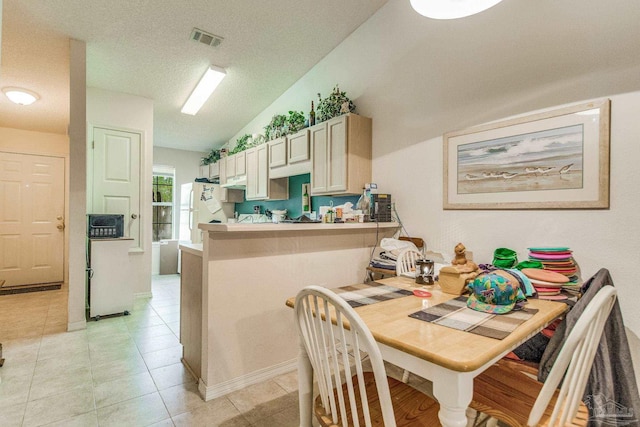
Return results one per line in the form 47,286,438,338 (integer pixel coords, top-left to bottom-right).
179,182,235,244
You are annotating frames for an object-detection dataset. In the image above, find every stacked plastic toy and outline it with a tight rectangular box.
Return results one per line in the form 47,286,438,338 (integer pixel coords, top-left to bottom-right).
527,247,578,281
523,247,579,300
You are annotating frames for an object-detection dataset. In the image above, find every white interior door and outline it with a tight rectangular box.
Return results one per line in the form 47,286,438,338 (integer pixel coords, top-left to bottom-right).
92,127,141,248
0,152,65,286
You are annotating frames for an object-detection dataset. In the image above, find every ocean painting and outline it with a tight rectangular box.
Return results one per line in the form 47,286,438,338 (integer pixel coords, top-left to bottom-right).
456,124,584,195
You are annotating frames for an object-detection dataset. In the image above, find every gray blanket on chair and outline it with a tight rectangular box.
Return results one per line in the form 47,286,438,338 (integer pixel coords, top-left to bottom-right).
539,268,640,427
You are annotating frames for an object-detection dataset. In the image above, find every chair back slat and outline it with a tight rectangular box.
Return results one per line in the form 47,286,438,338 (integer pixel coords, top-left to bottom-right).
295,286,398,427
528,286,617,427
396,249,422,276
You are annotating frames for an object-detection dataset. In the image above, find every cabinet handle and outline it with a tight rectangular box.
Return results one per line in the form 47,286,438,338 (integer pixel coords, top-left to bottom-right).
131,214,138,219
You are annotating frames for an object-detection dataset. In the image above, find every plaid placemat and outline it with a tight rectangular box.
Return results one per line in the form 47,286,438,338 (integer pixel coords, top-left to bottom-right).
335,282,413,308
409,296,538,340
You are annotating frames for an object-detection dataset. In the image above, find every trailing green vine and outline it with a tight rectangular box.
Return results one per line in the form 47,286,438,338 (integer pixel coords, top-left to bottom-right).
201,148,221,165
230,134,252,154
286,110,306,134
208,85,356,158
264,114,287,140
316,85,355,123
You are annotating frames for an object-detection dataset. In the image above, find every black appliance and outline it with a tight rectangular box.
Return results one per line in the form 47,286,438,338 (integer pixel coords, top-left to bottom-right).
87,214,124,238
370,194,392,222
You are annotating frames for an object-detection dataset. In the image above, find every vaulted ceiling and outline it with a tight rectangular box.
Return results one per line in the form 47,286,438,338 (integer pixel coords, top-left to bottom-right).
0,0,388,151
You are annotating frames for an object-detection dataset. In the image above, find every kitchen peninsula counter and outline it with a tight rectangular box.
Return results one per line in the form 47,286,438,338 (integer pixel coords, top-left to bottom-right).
179,221,400,401
199,221,400,233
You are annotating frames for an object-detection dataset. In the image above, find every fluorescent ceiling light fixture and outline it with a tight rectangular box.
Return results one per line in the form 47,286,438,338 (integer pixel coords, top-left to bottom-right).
181,65,226,115
2,87,40,105
409,0,503,19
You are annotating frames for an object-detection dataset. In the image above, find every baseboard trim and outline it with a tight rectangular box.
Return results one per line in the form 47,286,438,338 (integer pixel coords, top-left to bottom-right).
134,291,153,299
67,319,87,332
198,358,297,401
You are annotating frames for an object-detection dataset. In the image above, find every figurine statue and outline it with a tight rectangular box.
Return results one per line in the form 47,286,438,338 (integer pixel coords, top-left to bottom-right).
451,243,479,274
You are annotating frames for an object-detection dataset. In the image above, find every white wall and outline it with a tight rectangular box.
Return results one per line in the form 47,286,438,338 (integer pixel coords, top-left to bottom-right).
153,146,206,240
377,91,640,331
227,0,640,353
68,39,87,330
86,87,154,296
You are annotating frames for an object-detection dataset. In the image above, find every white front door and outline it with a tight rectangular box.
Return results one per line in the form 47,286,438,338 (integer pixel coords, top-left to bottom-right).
91,127,141,249
0,152,65,286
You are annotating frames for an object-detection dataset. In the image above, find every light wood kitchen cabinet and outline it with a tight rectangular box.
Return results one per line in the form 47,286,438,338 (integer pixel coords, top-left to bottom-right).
219,156,227,184
310,113,371,195
236,151,246,176
288,129,310,164
208,161,220,178
225,151,246,181
216,157,243,202
268,130,311,179
268,137,287,169
198,162,220,180
225,154,235,179
245,145,268,200
246,144,288,201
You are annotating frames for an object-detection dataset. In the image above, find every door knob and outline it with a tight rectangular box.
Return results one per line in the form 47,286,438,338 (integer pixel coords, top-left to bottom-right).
57,223,65,230
131,214,138,219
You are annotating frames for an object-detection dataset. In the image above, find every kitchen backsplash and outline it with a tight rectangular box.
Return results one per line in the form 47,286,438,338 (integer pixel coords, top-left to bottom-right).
233,173,359,218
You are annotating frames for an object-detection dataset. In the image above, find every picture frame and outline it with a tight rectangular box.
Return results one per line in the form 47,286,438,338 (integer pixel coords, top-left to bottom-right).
443,99,610,210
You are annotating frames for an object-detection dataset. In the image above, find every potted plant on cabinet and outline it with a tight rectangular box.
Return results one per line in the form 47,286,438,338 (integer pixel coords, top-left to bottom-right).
316,85,356,123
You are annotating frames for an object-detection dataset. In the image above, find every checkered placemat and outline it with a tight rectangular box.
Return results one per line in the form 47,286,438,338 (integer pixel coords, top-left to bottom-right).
334,282,413,308
409,296,538,340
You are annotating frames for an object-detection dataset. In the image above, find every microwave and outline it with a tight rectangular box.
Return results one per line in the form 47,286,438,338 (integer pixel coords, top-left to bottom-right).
87,214,124,238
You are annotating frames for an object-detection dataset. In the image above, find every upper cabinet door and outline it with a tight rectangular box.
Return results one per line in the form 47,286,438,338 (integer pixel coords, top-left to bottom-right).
225,154,236,179
235,151,246,177
326,116,348,193
287,129,310,164
245,144,270,200
310,123,328,194
309,114,371,196
245,147,258,199
255,144,269,199
209,161,220,178
268,137,287,169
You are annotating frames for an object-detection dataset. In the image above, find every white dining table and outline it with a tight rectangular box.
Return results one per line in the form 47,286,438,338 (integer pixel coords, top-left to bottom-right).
286,276,567,427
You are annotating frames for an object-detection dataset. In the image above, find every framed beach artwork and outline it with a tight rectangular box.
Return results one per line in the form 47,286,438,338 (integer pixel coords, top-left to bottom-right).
443,99,610,210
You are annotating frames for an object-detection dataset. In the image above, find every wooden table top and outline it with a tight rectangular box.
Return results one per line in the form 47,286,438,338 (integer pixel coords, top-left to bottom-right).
286,276,567,372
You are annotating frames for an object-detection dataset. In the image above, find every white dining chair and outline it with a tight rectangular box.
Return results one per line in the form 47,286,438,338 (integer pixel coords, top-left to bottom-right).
394,248,423,383
395,249,422,277
294,285,440,427
471,286,618,427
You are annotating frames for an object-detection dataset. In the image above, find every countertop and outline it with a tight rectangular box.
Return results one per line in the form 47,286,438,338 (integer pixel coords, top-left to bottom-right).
198,221,400,233
179,242,203,256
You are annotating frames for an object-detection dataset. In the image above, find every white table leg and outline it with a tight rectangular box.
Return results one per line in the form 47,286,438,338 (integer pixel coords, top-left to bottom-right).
298,340,313,427
432,370,474,427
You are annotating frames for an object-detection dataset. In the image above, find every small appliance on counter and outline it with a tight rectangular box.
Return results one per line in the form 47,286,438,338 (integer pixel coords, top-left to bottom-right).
370,194,392,222
87,214,124,238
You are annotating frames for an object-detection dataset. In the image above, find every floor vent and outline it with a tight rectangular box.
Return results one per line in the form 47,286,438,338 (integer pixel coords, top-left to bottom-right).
190,28,223,48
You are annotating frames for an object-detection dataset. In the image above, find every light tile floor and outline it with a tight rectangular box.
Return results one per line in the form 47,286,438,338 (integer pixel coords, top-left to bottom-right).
0,275,490,427
0,275,304,427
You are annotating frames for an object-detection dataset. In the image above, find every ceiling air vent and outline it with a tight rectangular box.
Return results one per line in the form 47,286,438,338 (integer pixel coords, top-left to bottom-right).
190,28,223,48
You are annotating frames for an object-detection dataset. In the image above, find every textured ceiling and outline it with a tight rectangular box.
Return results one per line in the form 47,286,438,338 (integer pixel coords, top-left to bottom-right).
0,0,388,151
